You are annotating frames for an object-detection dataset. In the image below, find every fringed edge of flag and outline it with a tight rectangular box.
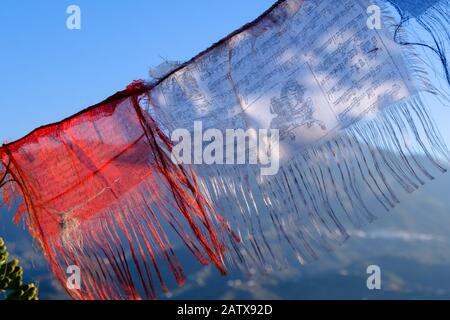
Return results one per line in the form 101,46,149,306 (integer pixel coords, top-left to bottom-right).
0,87,234,300
193,0,450,272
197,92,450,272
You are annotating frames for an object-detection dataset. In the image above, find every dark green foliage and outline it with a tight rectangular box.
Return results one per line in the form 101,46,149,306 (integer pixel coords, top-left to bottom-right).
0,238,38,300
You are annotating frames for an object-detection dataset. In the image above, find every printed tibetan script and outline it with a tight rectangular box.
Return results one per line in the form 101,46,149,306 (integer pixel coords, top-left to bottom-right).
149,0,414,158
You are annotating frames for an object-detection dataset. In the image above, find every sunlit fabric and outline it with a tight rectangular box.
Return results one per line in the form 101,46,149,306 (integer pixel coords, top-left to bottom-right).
145,0,450,270
0,82,230,300
0,0,449,299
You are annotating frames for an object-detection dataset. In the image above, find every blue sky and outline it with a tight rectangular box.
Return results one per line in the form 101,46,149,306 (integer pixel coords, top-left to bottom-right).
0,0,273,141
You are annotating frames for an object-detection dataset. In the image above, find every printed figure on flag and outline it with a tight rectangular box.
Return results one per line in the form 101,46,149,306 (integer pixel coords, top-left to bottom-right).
270,78,326,141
